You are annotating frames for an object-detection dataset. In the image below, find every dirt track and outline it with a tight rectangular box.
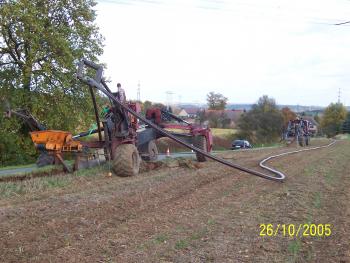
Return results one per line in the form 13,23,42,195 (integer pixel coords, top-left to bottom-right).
0,139,349,262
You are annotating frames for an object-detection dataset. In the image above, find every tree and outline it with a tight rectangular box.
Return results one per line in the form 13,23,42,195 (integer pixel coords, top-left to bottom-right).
206,92,228,110
152,102,166,110
140,100,152,114
341,112,350,133
0,0,103,94
255,95,278,113
281,107,296,126
321,103,347,137
237,95,283,144
139,100,167,115
0,0,104,165
208,112,231,128
314,113,320,124
322,103,347,136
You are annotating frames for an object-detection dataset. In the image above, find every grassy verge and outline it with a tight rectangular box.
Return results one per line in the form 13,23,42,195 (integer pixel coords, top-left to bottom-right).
334,134,349,140
0,163,35,171
0,165,57,179
0,159,76,177
0,164,108,199
0,162,71,178
252,142,282,148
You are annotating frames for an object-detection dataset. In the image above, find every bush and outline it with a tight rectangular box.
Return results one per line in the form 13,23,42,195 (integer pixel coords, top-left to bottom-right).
321,103,347,137
236,95,283,144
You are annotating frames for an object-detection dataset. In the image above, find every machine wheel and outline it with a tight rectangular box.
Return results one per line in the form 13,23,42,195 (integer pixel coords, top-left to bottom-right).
139,140,159,161
298,136,304,147
305,136,310,146
36,151,55,167
112,144,140,177
194,135,208,162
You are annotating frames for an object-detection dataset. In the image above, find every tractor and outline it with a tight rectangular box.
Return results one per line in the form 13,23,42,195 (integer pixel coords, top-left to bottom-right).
4,60,213,176
75,59,212,176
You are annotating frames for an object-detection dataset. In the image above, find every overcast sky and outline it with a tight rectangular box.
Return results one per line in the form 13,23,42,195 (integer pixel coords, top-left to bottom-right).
95,0,350,106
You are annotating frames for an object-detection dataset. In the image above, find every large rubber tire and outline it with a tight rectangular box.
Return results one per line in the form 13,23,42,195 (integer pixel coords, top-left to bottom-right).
305,136,310,146
36,152,55,167
298,136,304,147
194,135,208,162
139,140,158,161
112,144,140,177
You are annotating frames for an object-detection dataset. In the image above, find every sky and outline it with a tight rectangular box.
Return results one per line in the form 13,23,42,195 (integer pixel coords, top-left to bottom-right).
95,0,350,106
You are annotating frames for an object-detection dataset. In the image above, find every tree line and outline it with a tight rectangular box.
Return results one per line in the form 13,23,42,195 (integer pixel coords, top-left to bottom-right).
204,92,348,143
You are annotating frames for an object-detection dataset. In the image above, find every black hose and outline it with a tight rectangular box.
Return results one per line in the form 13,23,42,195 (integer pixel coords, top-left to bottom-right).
259,140,336,177
78,75,287,182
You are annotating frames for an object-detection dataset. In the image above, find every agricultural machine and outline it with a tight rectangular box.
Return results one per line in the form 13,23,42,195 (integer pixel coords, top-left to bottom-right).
3,60,288,182
3,108,57,167
75,60,212,176
4,60,212,176
284,118,311,146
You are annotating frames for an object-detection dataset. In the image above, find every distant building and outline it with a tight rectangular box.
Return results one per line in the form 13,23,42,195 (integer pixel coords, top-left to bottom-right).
176,108,201,119
185,108,201,118
178,109,189,118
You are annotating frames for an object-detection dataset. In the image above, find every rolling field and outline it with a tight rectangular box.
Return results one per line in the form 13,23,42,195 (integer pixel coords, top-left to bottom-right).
0,138,349,262
211,128,237,137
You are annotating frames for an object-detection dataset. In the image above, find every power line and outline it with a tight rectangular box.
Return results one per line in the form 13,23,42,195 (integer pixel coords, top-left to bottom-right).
97,0,350,26
137,80,141,101
334,20,350,25
165,91,174,107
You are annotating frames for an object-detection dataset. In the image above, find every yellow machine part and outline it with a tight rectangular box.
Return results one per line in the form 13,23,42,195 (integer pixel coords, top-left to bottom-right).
30,130,82,152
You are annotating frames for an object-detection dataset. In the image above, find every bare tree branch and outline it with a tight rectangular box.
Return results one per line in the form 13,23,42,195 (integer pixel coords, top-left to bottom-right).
0,61,20,66
35,54,51,64
7,24,22,61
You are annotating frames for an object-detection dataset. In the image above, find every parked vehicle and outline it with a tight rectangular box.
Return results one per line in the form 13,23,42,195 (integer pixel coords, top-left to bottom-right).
231,140,252,150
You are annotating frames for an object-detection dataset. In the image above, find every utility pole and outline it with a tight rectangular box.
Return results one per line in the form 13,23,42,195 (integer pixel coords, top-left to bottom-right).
166,91,174,107
137,81,141,102
338,87,341,104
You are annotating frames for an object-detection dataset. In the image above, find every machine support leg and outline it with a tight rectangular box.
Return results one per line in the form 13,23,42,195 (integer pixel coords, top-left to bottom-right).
74,154,80,171
55,153,72,173
89,85,102,142
103,122,111,161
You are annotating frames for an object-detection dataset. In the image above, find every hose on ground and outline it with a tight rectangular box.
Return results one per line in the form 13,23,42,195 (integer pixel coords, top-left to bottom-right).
259,140,337,179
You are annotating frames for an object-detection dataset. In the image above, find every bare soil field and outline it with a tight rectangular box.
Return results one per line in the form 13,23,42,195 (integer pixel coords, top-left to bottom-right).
0,138,349,262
